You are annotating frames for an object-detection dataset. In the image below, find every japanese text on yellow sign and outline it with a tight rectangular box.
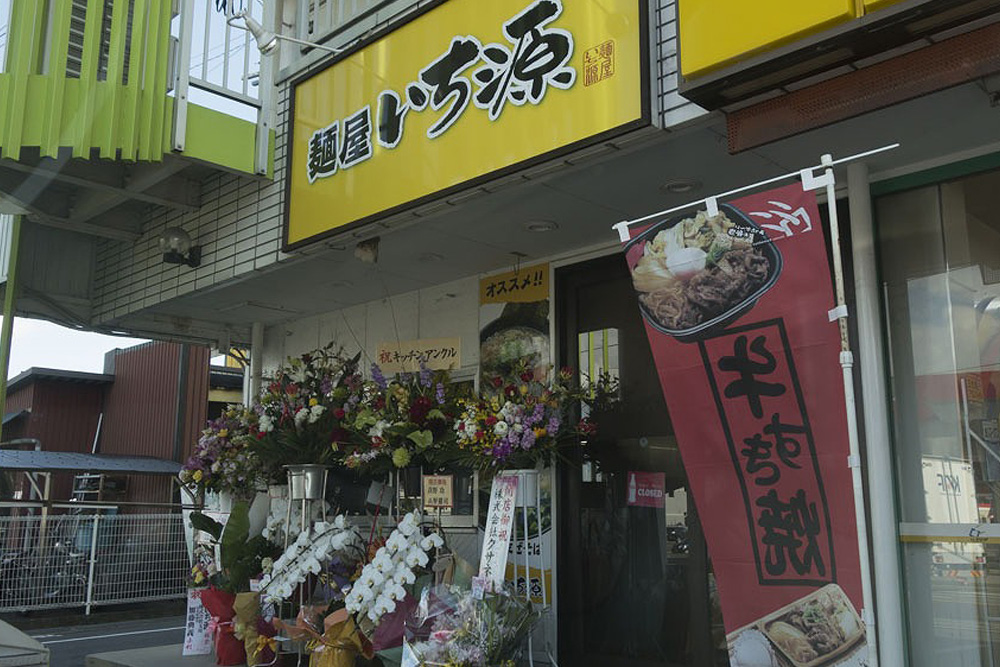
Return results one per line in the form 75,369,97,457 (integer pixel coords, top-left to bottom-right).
479,263,549,305
287,0,645,247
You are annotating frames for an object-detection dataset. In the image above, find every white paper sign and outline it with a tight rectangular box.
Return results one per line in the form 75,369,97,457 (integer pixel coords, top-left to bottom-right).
182,589,214,656
478,475,519,590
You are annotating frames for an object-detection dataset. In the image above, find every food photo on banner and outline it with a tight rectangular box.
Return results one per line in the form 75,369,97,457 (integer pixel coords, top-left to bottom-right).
620,182,868,667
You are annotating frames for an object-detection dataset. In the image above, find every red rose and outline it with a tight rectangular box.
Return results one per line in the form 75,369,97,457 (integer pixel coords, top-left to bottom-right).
286,383,298,395
474,430,484,440
520,372,533,382
491,376,503,388
504,385,517,398
334,408,346,419
485,416,498,426
372,436,385,448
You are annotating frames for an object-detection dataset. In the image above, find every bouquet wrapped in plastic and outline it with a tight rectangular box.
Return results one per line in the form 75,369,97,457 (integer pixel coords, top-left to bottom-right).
402,585,540,667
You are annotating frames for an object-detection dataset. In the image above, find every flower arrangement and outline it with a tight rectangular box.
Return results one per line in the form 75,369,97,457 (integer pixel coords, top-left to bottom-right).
336,363,460,476
249,344,362,480
453,364,619,472
403,584,541,666
180,406,267,498
344,510,444,631
260,515,363,603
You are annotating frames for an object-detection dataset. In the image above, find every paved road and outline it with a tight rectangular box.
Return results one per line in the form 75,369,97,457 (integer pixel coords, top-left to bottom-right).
29,614,185,666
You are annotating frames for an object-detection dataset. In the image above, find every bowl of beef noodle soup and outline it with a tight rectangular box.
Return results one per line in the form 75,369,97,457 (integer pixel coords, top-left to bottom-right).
626,203,782,342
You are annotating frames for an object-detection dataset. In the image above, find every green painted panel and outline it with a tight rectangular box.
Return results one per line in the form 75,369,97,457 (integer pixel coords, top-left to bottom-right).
76,0,106,156
170,103,259,175
41,0,74,158
121,0,150,160
0,0,266,175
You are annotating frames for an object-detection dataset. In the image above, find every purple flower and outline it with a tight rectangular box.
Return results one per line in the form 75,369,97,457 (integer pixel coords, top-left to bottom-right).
419,362,433,388
320,377,333,394
370,363,388,390
547,416,560,435
521,428,536,450
435,383,446,405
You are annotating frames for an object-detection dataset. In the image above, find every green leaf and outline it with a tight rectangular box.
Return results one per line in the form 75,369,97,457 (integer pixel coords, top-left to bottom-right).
427,409,446,421
407,430,433,450
189,512,223,540
220,501,250,573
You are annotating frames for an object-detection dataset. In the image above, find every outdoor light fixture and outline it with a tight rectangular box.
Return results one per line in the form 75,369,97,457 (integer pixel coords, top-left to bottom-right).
523,220,559,233
231,10,344,56
661,178,702,194
158,227,201,268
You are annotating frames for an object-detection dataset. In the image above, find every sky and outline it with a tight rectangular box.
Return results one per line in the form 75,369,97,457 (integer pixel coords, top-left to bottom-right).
5,318,149,379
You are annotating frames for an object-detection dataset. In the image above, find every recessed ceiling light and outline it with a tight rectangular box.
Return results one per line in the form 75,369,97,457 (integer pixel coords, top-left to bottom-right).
524,220,559,233
419,252,444,262
661,178,702,194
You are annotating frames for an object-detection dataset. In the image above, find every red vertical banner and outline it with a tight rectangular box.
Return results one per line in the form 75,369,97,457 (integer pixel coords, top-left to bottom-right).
622,184,869,666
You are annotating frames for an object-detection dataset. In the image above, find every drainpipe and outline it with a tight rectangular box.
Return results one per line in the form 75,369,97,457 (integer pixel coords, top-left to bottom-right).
0,215,23,421
848,162,906,666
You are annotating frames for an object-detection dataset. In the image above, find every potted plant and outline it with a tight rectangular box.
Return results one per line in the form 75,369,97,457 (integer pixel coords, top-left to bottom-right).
189,502,281,666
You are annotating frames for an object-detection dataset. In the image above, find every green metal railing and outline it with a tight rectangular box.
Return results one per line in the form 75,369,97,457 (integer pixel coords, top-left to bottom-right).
0,0,172,161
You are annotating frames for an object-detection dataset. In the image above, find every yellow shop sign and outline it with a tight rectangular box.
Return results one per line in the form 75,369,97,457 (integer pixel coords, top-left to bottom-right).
286,0,649,249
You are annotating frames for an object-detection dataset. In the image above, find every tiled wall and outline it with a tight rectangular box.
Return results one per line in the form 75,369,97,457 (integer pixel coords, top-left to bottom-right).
92,86,292,325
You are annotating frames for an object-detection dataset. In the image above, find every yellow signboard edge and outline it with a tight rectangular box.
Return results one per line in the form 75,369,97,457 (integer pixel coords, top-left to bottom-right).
281,0,653,252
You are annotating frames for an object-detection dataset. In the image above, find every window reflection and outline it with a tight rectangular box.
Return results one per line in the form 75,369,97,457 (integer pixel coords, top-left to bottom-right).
878,168,1000,667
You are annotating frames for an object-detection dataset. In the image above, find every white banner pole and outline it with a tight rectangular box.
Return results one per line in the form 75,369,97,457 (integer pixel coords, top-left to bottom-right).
814,154,879,667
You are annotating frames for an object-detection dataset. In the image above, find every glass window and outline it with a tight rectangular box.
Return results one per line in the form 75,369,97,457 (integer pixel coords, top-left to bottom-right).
877,168,1000,667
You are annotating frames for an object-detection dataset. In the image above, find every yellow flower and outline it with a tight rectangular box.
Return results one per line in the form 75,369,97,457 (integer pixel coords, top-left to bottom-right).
309,397,319,407
193,469,203,482
193,570,204,585
519,385,528,395
218,429,228,438
534,428,546,437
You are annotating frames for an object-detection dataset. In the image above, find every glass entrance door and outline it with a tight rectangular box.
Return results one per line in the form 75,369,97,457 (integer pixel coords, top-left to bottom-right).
556,254,728,667
877,167,1000,667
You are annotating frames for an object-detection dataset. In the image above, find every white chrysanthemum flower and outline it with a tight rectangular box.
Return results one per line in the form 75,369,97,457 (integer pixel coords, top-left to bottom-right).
294,407,309,427
420,533,444,551
494,421,509,436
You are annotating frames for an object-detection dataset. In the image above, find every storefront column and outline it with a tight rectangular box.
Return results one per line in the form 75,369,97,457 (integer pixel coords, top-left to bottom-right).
848,161,906,666
250,321,264,400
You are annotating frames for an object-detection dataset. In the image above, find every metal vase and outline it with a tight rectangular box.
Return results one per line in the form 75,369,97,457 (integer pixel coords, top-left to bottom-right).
284,464,328,501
